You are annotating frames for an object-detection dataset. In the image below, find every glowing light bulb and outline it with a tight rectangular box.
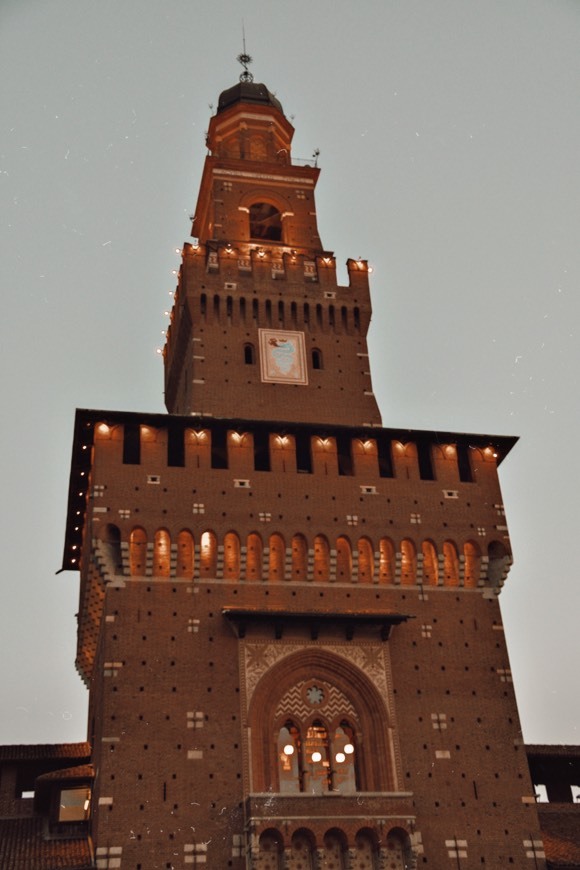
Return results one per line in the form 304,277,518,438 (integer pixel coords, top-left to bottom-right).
311,751,322,763
344,743,354,755
283,744,294,756
335,752,345,763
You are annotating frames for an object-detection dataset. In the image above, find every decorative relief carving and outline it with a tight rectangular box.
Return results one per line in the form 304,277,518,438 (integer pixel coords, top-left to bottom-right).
274,680,357,723
243,642,390,708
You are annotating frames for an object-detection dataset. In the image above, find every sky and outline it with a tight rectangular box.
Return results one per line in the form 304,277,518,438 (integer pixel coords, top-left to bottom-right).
0,0,579,746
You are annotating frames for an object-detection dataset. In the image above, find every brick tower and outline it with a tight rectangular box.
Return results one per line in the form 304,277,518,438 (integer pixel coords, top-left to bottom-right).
60,67,549,868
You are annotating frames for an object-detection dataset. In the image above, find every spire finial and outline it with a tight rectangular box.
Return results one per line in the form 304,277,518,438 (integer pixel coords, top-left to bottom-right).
237,23,254,83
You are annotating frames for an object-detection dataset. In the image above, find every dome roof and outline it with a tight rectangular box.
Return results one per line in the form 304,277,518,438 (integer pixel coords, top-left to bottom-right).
217,81,284,115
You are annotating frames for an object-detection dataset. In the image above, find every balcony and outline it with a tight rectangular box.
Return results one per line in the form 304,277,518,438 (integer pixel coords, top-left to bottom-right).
246,792,415,827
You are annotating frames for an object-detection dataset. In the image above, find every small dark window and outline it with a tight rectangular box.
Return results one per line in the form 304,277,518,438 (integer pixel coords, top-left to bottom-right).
210,427,228,469
244,343,255,365
337,434,353,476
295,432,313,473
123,423,141,465
253,429,270,472
376,433,394,478
457,443,474,482
249,202,282,241
417,441,435,480
167,424,185,467
312,348,323,370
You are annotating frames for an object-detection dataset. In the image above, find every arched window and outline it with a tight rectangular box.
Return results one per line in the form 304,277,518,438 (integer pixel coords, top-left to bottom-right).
291,534,308,581
443,540,459,586
336,536,352,582
269,533,286,581
224,532,240,580
129,527,147,576
277,722,302,794
257,829,284,870
304,720,331,794
251,651,394,795
154,529,171,577
200,530,217,578
332,724,357,793
379,538,395,584
314,535,330,581
357,537,374,583
400,539,416,585
246,533,263,580
250,202,282,241
422,540,438,586
464,541,481,587
244,343,255,365
311,348,323,370
322,829,348,868
176,530,194,577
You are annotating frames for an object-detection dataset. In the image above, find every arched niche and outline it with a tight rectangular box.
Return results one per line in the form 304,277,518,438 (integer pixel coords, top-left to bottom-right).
176,530,194,577
153,529,171,577
421,540,438,586
224,531,240,580
129,527,147,576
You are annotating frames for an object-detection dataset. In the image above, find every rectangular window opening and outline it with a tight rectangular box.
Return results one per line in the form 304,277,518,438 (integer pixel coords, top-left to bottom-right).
457,442,474,482
336,434,353,476
295,432,312,474
210,427,228,469
376,433,394,478
58,786,91,822
417,440,435,481
122,423,141,465
167,424,185,467
253,429,271,472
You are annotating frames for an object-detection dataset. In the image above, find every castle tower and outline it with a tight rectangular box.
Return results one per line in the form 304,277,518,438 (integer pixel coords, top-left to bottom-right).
60,67,548,868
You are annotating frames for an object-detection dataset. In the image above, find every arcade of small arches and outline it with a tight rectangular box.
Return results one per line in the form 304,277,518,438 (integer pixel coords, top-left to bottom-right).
101,525,510,587
253,826,411,870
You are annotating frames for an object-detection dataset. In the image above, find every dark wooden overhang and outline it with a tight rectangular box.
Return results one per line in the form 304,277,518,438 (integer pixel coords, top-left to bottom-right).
222,607,412,641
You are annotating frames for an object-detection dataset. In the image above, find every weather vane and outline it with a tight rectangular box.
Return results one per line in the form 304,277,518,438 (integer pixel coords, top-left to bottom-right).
237,24,254,83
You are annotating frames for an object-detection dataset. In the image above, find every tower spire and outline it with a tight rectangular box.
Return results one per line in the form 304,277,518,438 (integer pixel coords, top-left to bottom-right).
237,24,254,83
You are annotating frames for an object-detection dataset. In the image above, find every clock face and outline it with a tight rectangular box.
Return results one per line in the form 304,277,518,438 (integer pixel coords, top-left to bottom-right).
306,685,324,706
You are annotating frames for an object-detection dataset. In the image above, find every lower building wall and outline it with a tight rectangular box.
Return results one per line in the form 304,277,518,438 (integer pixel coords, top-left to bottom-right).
86,577,545,869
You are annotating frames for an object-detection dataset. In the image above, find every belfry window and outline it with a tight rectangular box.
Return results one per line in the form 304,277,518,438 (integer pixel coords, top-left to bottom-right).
250,202,282,241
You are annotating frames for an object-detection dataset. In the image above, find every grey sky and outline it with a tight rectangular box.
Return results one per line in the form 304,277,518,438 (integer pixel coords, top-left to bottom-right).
0,0,578,745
